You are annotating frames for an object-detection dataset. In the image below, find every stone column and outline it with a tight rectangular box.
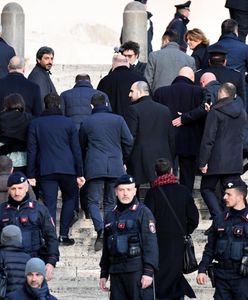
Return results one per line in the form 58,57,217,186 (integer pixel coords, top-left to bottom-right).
1,2,25,56
122,1,147,62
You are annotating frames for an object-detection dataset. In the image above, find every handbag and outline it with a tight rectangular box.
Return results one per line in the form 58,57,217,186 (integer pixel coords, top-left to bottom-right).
158,187,198,274
0,251,7,300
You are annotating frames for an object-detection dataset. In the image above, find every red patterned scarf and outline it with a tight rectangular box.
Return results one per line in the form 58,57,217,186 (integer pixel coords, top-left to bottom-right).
152,173,178,187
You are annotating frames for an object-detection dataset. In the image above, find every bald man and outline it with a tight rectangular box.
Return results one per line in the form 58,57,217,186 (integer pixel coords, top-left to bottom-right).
200,72,221,106
0,56,42,116
154,67,203,192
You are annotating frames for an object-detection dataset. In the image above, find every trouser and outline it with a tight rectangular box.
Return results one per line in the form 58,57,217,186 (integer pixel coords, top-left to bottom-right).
79,182,89,216
214,276,248,299
178,155,196,193
110,271,154,300
40,173,78,236
87,178,116,232
200,174,240,219
229,8,248,43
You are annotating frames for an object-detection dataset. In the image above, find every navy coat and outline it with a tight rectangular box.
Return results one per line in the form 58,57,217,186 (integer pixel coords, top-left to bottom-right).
0,72,42,116
28,64,57,104
0,243,31,295
199,97,246,175
154,76,204,157
0,38,15,79
79,106,133,180
27,110,83,178
126,96,175,184
60,80,111,129
225,0,248,11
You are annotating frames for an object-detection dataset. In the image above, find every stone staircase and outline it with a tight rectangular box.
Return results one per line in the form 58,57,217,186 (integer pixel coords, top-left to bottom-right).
50,175,242,300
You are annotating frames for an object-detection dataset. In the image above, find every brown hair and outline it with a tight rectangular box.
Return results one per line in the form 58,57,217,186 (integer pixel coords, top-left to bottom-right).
185,28,209,46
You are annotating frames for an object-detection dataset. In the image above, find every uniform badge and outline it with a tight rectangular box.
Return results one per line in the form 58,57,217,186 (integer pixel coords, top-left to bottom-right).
20,217,28,223
117,222,125,229
2,218,9,223
149,220,156,233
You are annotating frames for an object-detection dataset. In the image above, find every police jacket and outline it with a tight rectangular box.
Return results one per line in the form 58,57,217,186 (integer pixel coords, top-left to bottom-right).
6,281,57,300
198,206,248,277
0,194,59,266
100,197,158,278
0,242,30,295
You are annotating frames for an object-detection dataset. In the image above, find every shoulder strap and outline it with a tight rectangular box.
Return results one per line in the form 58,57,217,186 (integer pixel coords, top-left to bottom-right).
157,187,185,235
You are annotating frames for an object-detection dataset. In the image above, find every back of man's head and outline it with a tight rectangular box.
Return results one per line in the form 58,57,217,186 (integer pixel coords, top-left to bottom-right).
0,156,13,173
121,41,140,56
75,73,91,83
112,54,129,70
221,19,238,35
155,158,172,176
218,82,236,100
200,72,217,87
178,66,194,82
44,93,60,109
161,30,180,47
91,93,106,107
8,56,25,73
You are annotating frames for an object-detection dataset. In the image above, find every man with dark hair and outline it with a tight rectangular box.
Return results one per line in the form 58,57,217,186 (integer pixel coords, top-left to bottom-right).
28,46,57,105
0,56,42,116
121,41,146,76
27,93,85,246
199,82,246,220
225,0,248,42
166,1,191,52
144,158,199,299
79,93,133,251
197,177,248,299
145,29,195,94
0,24,15,79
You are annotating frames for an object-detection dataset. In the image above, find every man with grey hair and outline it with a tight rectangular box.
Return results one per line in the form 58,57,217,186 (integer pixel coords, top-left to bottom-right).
0,56,42,116
0,24,15,79
126,81,175,188
97,54,145,119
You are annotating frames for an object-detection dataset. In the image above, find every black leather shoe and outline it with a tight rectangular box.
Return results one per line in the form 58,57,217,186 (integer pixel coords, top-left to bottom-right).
58,236,75,246
94,230,103,251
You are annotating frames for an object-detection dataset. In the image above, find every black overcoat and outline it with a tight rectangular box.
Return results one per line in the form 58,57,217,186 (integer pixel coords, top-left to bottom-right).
144,183,199,299
126,96,175,184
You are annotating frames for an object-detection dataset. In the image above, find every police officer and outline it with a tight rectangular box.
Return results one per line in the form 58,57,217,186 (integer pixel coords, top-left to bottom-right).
99,174,158,300
196,177,248,299
0,172,59,281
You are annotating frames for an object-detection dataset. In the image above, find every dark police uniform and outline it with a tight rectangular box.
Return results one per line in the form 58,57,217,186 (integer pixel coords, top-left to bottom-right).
198,206,248,299
100,197,158,300
0,194,59,267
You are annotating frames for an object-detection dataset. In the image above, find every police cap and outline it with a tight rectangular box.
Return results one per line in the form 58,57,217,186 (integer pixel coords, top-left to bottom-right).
114,174,135,187
207,44,228,55
175,1,191,9
7,172,28,187
223,177,247,190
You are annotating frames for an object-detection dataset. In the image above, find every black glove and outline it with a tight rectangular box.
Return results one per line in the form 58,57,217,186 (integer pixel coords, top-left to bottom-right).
240,247,248,277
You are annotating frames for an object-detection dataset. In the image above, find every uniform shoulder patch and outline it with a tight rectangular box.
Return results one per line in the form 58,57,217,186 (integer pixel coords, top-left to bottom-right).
149,220,156,233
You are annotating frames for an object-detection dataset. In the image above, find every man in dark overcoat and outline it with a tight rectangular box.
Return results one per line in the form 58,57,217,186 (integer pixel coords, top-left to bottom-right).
154,66,203,192
0,56,42,116
126,81,175,186
97,54,145,120
27,93,85,246
0,25,15,79
144,158,199,300
199,82,246,219
79,93,133,251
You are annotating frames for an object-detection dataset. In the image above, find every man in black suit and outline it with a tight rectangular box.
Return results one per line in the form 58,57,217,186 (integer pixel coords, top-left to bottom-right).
0,24,15,79
0,56,42,116
121,41,146,76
